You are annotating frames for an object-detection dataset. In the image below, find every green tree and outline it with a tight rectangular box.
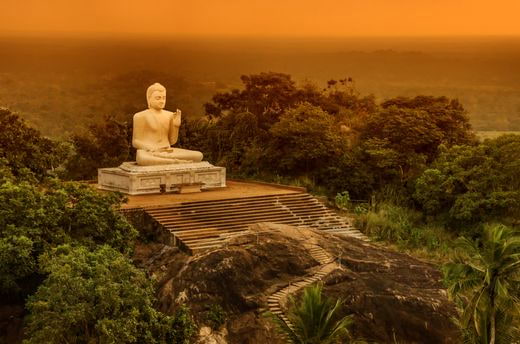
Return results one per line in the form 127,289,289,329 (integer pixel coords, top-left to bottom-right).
355,96,476,191
204,72,307,128
0,179,136,294
443,224,520,344
414,135,520,227
24,244,196,344
272,283,354,344
267,103,346,176
380,96,475,147
321,78,377,125
65,115,132,180
0,108,68,179
317,148,376,199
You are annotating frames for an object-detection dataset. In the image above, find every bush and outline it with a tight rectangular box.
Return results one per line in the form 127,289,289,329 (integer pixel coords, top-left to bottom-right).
358,203,421,242
0,179,137,294
357,203,454,256
65,115,132,180
414,135,520,229
204,304,227,330
0,108,68,180
271,283,354,344
267,103,346,176
335,191,351,210
24,245,196,344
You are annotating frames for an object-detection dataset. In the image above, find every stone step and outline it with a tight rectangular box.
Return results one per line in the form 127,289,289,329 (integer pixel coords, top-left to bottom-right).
151,199,322,219
154,203,325,224
144,192,365,253
161,210,330,230
146,193,312,212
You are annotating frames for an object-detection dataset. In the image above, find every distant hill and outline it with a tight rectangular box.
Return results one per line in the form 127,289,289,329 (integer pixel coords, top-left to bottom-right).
476,130,520,140
1,36,519,135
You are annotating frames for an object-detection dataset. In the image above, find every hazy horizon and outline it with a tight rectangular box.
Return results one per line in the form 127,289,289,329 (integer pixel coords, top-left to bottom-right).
1,35,519,136
2,0,520,37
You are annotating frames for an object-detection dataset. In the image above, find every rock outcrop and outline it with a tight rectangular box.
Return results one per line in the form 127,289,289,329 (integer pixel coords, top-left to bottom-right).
133,223,458,343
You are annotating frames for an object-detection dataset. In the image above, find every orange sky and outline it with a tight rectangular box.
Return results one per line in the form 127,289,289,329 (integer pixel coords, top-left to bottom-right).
1,0,520,37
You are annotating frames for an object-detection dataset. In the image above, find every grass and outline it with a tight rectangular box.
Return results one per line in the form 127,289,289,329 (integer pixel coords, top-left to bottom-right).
354,202,458,263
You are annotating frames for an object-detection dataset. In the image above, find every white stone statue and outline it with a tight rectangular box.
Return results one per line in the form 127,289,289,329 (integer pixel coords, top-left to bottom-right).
132,83,203,165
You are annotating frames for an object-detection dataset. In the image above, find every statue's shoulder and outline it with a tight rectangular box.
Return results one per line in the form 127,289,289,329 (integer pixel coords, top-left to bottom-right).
134,109,150,119
134,109,150,120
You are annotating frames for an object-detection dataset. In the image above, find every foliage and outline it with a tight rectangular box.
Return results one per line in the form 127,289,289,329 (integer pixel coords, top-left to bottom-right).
322,78,377,120
0,179,137,294
358,203,419,243
0,108,68,180
178,117,219,159
205,72,315,128
358,97,476,187
317,149,376,199
61,74,477,202
317,95,475,199
353,204,370,216
65,115,132,180
267,103,346,176
204,304,227,330
335,191,351,210
414,135,520,228
380,96,476,147
271,283,354,344
24,245,196,344
356,202,456,260
443,224,520,343
0,234,36,291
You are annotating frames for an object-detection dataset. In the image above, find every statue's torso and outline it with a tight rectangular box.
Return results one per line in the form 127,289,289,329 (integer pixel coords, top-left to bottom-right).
133,109,173,149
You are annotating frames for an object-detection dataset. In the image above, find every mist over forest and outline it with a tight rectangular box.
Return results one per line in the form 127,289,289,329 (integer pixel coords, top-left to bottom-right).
1,36,519,136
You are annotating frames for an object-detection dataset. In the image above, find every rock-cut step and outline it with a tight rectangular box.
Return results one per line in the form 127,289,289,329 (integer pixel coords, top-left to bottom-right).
144,192,365,254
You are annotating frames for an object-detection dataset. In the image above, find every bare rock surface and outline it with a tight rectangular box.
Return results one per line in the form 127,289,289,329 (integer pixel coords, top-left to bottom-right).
134,223,458,343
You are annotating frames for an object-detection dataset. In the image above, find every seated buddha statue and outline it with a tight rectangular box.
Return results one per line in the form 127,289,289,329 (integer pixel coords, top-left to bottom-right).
132,83,203,166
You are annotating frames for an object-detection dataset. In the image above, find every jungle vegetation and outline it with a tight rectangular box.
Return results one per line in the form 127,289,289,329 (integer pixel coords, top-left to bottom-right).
0,69,518,342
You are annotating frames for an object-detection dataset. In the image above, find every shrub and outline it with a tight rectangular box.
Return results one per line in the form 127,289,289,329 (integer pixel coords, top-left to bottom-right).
0,108,67,180
335,191,351,210
357,203,454,256
205,304,227,330
267,103,346,176
271,283,354,344
0,179,137,294
414,135,520,229
24,245,196,344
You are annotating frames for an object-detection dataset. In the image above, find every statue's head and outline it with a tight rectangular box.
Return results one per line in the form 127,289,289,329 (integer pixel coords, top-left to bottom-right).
146,83,167,110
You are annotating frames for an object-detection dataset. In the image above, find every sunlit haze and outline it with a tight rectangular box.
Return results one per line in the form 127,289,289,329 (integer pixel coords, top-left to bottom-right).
1,0,520,37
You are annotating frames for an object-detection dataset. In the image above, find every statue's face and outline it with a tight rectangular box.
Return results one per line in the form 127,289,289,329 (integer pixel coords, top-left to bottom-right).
149,90,166,110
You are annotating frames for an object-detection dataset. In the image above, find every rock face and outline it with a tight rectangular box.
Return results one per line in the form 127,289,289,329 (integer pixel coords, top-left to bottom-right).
133,223,459,343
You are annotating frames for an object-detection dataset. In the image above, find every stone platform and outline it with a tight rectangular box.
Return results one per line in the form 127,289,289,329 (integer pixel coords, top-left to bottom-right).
98,161,226,195
119,180,305,210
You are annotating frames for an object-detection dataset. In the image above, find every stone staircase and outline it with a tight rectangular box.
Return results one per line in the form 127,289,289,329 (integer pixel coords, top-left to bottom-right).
267,243,336,335
144,192,367,253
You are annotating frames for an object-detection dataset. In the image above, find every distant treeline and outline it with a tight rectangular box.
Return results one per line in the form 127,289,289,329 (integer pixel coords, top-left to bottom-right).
0,37,519,135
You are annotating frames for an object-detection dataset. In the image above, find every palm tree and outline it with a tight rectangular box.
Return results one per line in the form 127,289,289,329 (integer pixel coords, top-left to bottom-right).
444,224,520,344
271,283,355,344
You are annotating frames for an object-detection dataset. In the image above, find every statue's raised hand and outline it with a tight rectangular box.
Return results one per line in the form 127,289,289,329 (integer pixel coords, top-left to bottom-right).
171,109,181,127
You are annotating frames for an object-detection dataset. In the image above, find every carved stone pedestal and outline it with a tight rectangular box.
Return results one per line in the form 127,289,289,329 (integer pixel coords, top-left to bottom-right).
98,161,226,195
